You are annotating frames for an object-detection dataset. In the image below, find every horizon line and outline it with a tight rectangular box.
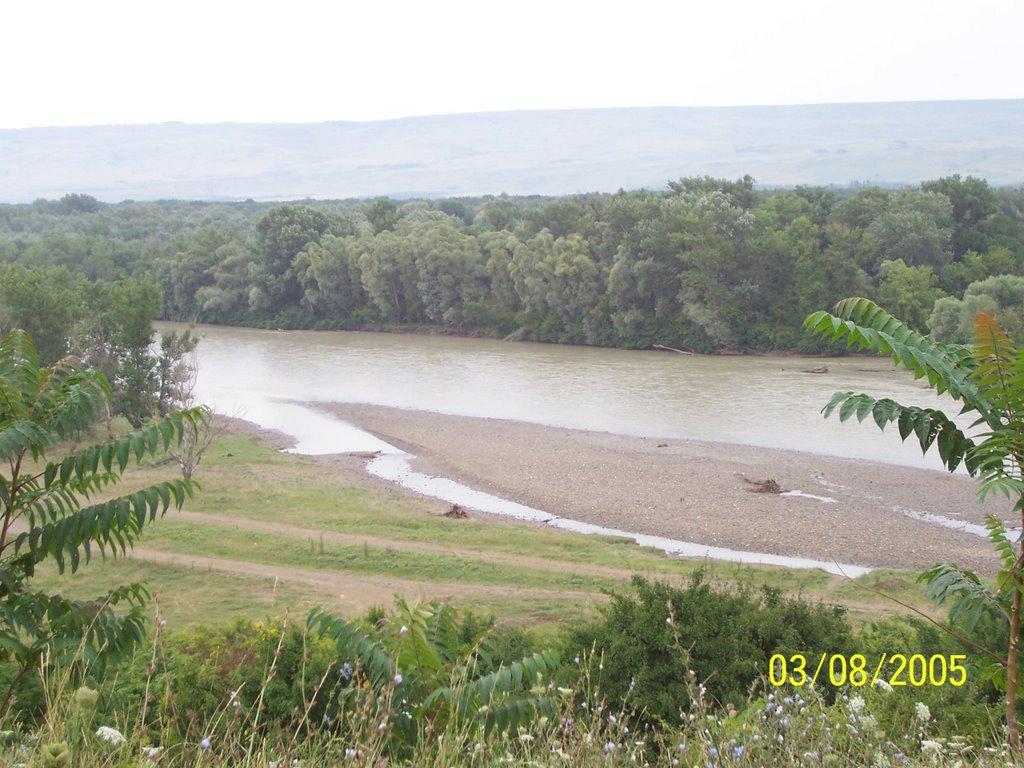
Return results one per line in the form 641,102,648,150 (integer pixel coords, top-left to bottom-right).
3,96,1023,133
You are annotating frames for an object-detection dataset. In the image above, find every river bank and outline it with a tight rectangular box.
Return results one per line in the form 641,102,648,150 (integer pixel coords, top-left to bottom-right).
321,403,1008,573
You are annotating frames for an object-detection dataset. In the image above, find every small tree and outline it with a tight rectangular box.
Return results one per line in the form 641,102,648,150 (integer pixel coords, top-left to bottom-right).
308,597,558,746
805,297,1024,753
0,329,202,711
157,330,224,479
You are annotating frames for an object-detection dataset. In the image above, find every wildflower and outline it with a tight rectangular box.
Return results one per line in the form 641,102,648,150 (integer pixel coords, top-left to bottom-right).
378,721,388,732
392,672,404,686
708,746,719,760
39,742,69,768
603,741,617,753
778,716,790,729
200,738,212,751
676,742,686,752
847,695,865,715
399,625,409,636
574,656,580,666
915,702,931,722
143,746,162,760
73,686,98,710
874,678,893,692
803,751,820,762
95,727,125,746
518,734,534,743
608,714,617,724
731,745,744,759
921,740,942,754
344,748,358,759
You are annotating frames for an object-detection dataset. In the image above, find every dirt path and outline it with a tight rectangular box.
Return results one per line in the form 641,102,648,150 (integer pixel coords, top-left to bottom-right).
127,546,601,612
169,509,647,581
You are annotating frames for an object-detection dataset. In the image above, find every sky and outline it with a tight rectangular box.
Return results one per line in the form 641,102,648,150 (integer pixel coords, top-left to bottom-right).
2,0,1022,129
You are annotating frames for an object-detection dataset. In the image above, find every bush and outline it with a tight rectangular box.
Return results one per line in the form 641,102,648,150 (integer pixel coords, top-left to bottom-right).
562,574,853,724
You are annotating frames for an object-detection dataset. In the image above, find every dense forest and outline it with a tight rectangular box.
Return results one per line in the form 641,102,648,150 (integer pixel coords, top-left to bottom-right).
1,175,1023,355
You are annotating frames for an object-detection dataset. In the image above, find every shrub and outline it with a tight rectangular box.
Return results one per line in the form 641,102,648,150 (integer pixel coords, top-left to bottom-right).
562,574,853,724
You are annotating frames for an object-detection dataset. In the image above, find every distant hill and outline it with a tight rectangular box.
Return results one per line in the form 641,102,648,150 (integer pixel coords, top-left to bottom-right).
2,100,1023,202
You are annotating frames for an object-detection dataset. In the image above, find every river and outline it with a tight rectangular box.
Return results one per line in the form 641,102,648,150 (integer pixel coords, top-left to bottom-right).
176,323,956,470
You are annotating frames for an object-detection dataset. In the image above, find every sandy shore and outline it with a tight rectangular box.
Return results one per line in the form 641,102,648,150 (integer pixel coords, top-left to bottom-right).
321,403,1011,573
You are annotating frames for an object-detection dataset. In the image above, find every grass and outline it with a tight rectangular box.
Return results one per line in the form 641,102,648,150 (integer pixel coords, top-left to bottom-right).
33,428,937,629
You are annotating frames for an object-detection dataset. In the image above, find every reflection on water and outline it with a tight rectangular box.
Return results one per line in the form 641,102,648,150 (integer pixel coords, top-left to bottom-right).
172,322,961,470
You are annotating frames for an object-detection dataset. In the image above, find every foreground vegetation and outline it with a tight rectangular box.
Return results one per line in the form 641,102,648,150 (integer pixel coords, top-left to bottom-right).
2,282,1024,765
2,175,1023,357
2,415,1011,766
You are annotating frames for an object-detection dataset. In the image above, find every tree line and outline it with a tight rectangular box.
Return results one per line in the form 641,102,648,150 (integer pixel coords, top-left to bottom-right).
2,175,1023,353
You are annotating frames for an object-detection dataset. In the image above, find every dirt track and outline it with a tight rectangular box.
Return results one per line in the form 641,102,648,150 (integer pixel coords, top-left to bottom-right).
127,545,598,613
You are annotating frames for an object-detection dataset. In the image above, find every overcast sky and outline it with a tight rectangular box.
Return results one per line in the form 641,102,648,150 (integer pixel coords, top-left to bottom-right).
2,0,1021,129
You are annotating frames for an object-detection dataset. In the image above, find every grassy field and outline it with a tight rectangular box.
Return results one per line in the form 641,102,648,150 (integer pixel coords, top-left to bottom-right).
33,425,936,630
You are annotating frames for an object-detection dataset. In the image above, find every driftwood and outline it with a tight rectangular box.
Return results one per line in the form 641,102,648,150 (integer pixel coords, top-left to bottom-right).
737,474,782,494
444,504,469,519
652,344,694,355
801,365,829,374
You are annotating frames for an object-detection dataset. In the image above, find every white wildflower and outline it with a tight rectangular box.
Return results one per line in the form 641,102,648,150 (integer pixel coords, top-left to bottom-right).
847,695,865,715
95,727,125,746
915,702,931,722
921,739,942,754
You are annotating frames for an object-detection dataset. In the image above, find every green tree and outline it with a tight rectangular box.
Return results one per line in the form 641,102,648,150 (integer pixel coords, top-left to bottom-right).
865,191,953,271
0,330,202,710
510,231,602,341
930,275,1024,344
365,198,404,235
73,277,163,427
358,230,420,323
253,206,332,309
0,264,83,365
58,193,104,215
408,222,485,326
194,240,252,321
806,298,1024,754
875,258,943,331
922,174,998,256
476,197,519,231
294,234,368,319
